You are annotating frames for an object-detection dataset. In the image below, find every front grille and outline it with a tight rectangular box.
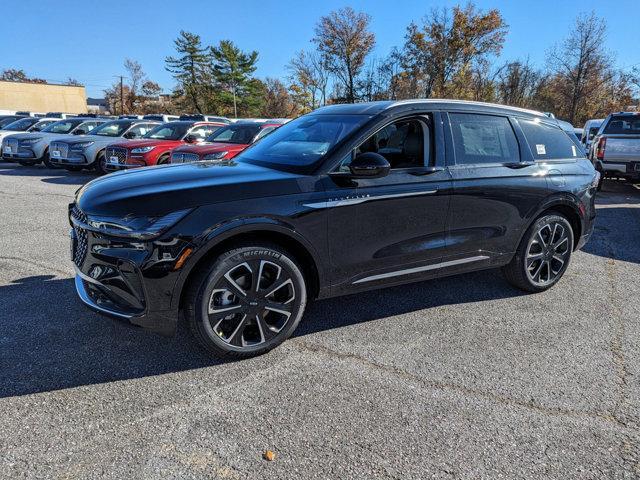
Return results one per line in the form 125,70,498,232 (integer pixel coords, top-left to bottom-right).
171,152,199,164
71,206,88,267
105,146,128,165
50,141,69,158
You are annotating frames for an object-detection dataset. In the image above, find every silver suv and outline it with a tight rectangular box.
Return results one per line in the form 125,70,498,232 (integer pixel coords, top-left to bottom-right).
48,119,159,172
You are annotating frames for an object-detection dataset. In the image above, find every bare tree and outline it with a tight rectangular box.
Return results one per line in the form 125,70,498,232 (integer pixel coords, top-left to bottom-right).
495,58,541,107
313,7,375,103
546,12,610,123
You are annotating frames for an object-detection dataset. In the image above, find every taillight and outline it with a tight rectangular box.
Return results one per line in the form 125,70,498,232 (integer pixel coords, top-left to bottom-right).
596,137,607,160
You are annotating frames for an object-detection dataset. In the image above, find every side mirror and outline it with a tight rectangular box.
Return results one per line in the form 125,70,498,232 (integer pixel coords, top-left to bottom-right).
73,129,87,135
123,131,137,139
348,152,390,179
184,134,200,143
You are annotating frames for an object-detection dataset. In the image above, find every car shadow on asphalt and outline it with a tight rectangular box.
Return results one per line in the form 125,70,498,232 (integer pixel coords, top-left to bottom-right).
0,268,524,398
0,162,96,185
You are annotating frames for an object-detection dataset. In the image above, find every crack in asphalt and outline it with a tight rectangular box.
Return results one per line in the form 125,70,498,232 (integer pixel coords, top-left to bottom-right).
602,219,640,476
291,339,636,433
0,256,71,278
0,189,74,200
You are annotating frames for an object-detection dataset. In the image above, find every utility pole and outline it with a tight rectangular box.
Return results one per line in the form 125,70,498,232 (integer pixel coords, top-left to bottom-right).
114,75,125,115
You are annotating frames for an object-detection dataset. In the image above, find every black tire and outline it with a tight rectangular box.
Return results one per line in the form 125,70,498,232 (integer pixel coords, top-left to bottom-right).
502,213,574,293
41,149,57,169
18,160,38,167
185,243,307,358
94,151,108,175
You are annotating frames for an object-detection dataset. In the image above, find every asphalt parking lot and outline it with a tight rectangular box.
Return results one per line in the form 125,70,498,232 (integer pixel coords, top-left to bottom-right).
0,162,639,479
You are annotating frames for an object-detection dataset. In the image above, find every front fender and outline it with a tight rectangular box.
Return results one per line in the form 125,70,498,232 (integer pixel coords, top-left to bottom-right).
170,216,325,310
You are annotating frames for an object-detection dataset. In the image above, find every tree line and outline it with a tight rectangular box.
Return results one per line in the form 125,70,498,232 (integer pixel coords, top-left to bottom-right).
6,3,637,126
151,3,639,125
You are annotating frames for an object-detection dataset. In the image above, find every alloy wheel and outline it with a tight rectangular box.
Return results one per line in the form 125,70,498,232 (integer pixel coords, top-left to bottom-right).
204,260,296,348
525,221,570,286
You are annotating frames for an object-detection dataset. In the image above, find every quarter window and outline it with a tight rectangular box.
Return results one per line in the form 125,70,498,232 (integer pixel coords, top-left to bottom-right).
450,113,519,165
519,120,578,160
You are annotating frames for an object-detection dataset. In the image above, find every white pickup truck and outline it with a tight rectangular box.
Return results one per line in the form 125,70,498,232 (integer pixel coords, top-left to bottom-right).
590,112,640,182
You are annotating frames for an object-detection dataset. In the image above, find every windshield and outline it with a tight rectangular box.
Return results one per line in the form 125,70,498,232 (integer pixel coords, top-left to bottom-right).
0,117,20,128
238,114,372,170
603,115,640,135
41,120,82,134
206,124,261,144
90,121,131,137
2,118,38,131
143,122,190,140
30,120,57,131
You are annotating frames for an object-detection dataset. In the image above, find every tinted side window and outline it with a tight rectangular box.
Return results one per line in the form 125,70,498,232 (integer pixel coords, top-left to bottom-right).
519,120,579,160
450,113,519,165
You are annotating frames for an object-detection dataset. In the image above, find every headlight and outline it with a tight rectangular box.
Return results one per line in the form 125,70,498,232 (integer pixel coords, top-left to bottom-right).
20,137,42,145
78,209,193,240
203,151,228,160
71,141,94,150
131,146,155,154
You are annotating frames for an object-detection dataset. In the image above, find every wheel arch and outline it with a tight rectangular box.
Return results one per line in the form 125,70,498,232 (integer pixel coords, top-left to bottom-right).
525,194,583,251
176,222,324,311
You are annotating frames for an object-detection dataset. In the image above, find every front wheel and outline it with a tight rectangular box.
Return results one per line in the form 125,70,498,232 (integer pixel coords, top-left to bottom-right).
94,151,108,175
502,213,574,293
42,150,57,169
185,244,307,358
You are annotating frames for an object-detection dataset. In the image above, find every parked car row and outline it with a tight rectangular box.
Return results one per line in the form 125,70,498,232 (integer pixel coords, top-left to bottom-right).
1,116,285,174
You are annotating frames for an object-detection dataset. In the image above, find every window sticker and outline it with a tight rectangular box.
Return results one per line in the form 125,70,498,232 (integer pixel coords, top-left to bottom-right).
571,145,577,157
536,144,546,155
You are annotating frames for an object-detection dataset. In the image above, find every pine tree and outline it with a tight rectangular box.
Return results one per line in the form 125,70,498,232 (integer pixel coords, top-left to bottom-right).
165,31,212,113
210,40,259,118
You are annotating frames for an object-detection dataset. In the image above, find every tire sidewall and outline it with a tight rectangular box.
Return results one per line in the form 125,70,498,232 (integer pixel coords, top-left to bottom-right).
521,214,574,290
193,246,307,355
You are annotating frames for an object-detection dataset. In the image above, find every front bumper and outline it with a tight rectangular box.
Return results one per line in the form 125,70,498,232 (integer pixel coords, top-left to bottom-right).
50,153,90,165
70,209,192,336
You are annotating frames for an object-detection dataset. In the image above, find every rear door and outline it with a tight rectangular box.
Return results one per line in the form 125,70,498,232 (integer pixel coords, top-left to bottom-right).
444,112,550,271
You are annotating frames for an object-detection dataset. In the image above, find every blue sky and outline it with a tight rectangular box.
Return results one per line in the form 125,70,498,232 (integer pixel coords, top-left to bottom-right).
2,0,639,97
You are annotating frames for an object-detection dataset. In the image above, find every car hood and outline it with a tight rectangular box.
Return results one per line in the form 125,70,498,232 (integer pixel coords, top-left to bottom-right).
109,138,183,150
76,160,310,217
2,131,63,141
174,142,247,154
59,134,124,145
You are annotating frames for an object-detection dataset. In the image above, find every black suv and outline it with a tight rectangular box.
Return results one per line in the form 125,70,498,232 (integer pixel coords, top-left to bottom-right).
70,100,598,358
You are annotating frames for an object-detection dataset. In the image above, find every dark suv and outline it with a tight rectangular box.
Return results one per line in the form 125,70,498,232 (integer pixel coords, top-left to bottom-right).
69,100,598,358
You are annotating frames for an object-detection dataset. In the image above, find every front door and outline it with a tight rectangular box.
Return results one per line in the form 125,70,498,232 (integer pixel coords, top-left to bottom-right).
326,113,453,291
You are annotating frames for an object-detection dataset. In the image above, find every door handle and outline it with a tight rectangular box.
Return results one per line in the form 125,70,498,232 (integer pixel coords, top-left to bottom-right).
504,162,535,169
409,166,445,176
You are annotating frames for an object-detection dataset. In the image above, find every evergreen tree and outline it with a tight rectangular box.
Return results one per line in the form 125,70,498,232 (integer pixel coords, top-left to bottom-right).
165,31,212,113
210,40,259,118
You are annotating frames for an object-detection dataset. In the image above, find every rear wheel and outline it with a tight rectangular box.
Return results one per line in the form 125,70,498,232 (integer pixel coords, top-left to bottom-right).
502,213,574,293
185,243,307,358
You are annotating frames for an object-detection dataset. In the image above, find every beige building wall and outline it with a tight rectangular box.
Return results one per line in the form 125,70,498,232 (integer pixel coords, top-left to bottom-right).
0,81,87,114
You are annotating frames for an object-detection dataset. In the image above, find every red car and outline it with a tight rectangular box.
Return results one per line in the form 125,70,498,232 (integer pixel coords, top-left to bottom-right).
169,121,282,164
104,121,225,171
